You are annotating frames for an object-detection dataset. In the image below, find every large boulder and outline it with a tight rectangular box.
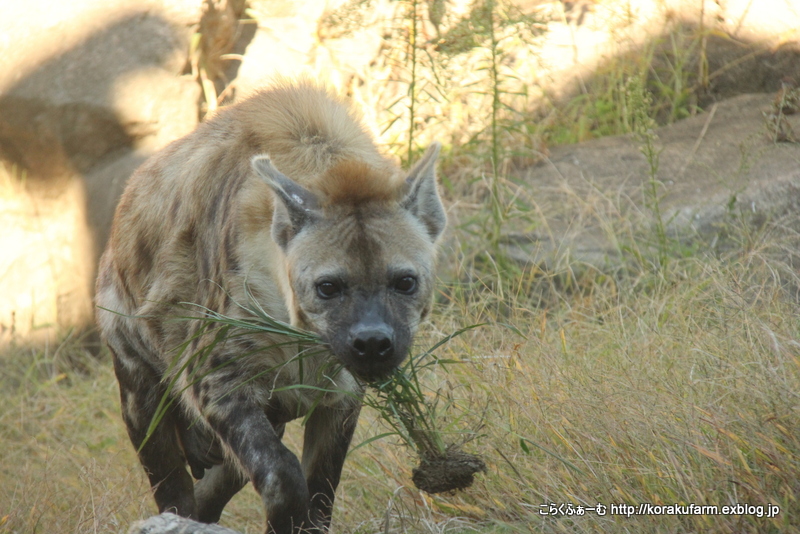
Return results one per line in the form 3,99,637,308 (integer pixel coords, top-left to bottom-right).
0,0,202,178
0,0,203,345
506,93,800,270
233,0,392,98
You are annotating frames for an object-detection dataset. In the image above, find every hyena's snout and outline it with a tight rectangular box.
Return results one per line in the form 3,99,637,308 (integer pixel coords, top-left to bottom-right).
349,322,395,361
339,309,408,379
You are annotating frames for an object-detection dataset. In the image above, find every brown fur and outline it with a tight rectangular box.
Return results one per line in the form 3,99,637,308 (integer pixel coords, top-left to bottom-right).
317,159,404,206
95,79,446,534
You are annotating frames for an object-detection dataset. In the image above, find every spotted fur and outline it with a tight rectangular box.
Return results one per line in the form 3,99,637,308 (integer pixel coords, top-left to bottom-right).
95,79,446,534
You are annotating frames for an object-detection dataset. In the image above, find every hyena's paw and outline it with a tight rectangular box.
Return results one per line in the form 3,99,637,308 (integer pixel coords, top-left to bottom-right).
257,449,312,534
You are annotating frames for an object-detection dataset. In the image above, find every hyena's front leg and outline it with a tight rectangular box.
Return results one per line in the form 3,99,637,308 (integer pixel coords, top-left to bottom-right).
194,423,285,523
301,402,361,531
194,462,248,523
204,393,310,534
111,347,197,518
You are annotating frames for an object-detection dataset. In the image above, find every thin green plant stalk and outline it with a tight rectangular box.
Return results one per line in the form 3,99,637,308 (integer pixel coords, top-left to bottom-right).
626,75,669,271
406,0,419,165
487,0,503,255
698,0,709,92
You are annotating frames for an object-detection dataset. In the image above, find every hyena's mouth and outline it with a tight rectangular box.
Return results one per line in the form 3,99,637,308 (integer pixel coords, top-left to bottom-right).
344,357,407,382
328,335,409,382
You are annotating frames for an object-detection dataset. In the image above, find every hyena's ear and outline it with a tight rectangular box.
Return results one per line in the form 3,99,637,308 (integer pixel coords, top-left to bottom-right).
401,142,446,242
251,155,321,250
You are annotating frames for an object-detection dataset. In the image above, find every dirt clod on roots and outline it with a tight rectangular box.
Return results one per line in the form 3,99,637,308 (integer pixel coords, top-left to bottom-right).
411,449,486,494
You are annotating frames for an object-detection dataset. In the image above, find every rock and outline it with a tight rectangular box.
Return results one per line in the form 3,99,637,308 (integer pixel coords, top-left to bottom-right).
84,149,153,251
0,0,203,345
0,169,95,345
233,0,329,98
314,0,396,89
506,93,800,270
0,0,202,178
235,0,393,98
128,513,241,534
528,0,800,103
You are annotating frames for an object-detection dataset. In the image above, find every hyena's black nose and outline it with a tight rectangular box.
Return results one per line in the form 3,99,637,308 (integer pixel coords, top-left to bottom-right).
351,326,394,360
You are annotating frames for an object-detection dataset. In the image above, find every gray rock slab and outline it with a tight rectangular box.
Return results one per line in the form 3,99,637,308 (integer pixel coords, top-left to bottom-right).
128,513,241,534
508,93,800,269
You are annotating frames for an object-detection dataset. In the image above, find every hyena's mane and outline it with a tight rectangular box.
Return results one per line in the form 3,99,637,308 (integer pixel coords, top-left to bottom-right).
236,79,406,204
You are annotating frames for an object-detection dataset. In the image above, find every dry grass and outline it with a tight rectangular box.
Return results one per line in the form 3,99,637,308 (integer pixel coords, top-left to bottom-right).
340,219,800,533
2,212,799,533
0,333,152,533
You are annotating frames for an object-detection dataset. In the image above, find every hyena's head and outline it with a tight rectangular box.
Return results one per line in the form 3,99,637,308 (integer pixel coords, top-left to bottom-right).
251,144,446,380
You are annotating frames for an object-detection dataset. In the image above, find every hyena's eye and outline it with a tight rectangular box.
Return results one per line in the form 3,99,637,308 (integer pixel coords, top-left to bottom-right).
393,276,417,295
316,281,342,299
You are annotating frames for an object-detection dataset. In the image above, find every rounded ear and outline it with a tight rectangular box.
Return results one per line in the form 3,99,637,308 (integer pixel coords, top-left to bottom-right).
401,142,446,241
251,155,321,250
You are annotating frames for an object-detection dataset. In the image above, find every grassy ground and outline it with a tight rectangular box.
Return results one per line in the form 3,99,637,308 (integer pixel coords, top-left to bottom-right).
2,211,799,533
3,2,799,533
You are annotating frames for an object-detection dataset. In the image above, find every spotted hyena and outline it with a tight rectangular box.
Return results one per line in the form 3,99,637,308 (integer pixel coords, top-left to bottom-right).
95,80,446,533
